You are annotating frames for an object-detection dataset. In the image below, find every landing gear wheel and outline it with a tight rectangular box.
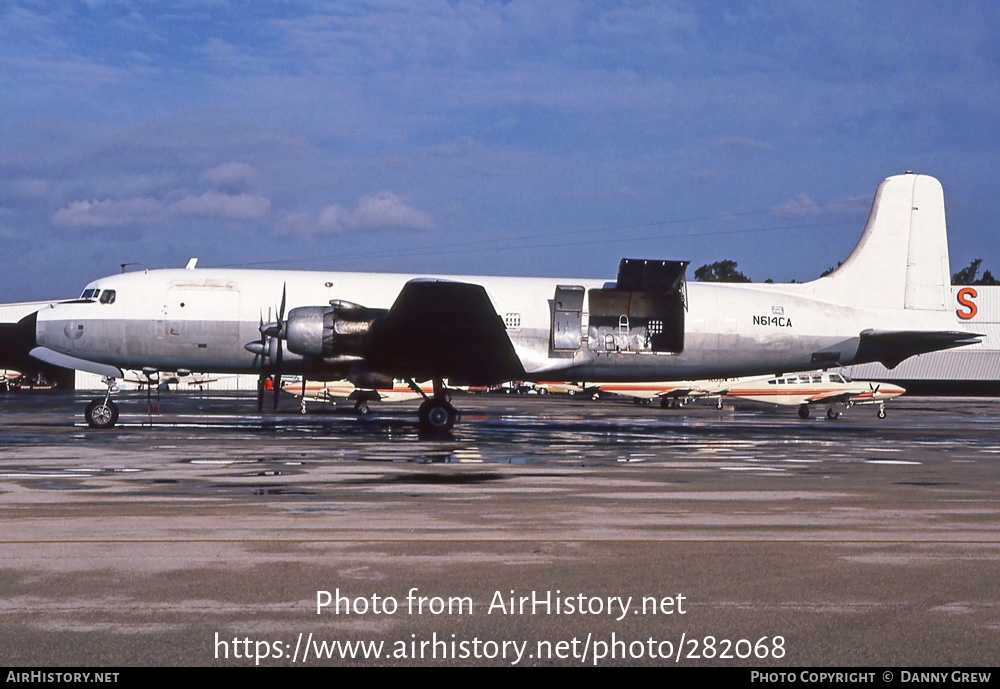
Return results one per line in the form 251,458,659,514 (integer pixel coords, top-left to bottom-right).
798,404,810,419
85,398,119,429
826,407,840,420
418,399,458,432
354,402,370,416
878,407,886,420
717,398,724,410
660,397,671,409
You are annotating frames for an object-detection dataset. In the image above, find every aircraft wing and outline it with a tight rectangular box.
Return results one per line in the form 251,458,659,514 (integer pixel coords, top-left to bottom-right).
366,280,525,384
854,329,982,369
656,387,695,399
804,390,856,405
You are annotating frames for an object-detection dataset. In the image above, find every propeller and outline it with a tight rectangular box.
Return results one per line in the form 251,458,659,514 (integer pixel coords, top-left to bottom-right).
244,284,287,412
271,284,287,410
869,382,881,397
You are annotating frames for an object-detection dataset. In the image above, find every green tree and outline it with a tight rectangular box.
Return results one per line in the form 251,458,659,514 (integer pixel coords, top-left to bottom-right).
953,258,1000,285
693,260,751,283
820,261,843,277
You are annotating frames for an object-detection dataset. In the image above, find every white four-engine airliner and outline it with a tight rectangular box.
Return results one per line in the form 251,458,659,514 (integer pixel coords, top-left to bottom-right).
25,173,980,431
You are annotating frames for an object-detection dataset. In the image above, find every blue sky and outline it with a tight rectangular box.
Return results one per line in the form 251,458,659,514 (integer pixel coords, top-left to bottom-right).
1,1,998,301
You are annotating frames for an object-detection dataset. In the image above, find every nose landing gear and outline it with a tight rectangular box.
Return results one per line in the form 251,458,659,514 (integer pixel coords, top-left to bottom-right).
85,377,120,429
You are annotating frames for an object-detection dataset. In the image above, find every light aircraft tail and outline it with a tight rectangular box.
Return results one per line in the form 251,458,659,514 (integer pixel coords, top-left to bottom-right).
809,172,951,311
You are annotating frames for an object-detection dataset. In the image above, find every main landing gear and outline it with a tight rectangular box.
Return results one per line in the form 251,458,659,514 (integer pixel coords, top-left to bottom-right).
415,379,459,433
85,377,120,429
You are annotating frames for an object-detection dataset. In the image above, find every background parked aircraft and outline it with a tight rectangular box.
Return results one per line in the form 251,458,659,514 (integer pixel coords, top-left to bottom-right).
1,369,22,391
280,378,434,414
715,371,905,419
122,370,223,390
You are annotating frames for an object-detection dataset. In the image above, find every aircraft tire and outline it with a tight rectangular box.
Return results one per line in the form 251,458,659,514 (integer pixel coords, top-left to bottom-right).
826,408,840,420
85,399,119,429
418,399,456,432
660,397,671,409
797,404,810,419
878,408,886,420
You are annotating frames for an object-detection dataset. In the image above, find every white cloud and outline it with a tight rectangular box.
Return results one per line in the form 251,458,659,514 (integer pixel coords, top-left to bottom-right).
353,191,433,230
312,191,434,235
173,191,271,220
774,193,821,218
52,197,166,227
52,192,271,227
199,162,258,192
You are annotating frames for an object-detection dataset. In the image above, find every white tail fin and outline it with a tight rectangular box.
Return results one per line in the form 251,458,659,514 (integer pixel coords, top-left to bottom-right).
811,173,951,311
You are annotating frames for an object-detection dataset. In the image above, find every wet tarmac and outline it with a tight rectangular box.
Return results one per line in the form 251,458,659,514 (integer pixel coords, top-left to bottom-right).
1,391,998,666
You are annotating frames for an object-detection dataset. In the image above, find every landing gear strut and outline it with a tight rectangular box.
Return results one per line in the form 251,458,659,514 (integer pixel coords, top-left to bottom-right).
85,377,120,429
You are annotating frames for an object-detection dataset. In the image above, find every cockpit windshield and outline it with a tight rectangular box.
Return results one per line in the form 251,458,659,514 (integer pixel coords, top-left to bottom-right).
78,288,116,304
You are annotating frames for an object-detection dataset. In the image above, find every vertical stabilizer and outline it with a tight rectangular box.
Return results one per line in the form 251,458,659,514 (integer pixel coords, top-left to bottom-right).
813,173,951,311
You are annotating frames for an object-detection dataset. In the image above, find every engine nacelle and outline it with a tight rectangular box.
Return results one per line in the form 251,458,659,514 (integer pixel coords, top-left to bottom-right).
284,300,387,359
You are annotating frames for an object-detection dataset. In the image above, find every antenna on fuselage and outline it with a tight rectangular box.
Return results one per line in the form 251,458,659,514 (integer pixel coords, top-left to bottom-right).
120,262,139,273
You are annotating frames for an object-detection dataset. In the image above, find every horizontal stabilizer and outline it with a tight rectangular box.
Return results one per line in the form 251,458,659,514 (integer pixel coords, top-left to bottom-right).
367,280,524,384
854,329,983,369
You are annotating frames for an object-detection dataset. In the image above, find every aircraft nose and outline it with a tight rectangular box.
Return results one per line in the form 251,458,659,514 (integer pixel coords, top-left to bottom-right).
32,303,83,350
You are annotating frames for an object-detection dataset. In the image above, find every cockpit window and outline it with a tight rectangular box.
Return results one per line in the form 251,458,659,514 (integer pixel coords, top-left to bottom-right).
99,290,116,305
81,288,100,300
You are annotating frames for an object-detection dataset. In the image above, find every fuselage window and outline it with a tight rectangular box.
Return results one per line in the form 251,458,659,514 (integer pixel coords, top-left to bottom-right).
504,313,521,330
99,290,116,305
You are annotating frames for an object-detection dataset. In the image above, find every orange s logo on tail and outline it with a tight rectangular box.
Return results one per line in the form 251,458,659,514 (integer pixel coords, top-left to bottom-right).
956,287,978,320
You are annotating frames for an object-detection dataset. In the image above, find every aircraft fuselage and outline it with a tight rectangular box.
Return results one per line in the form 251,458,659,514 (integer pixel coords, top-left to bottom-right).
33,266,951,383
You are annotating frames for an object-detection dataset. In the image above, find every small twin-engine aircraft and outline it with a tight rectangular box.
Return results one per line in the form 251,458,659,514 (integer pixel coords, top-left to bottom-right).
712,371,905,419
280,377,435,415
123,369,223,390
24,173,980,431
